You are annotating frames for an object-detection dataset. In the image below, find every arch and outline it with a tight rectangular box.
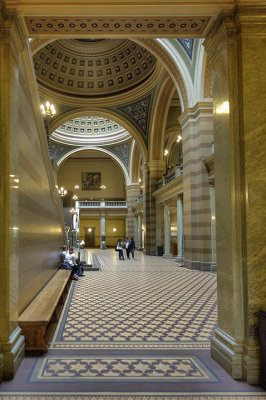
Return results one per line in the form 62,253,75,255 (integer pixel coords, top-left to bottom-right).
137,38,192,111
193,39,213,103
49,107,148,164
130,140,142,184
149,76,176,162
57,146,130,186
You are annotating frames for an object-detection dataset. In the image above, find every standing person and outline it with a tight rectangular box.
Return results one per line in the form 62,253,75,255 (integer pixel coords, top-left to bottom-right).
115,239,124,260
130,237,136,260
125,237,131,259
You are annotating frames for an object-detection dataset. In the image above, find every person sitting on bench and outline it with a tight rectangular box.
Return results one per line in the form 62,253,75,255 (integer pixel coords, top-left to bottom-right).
65,247,85,278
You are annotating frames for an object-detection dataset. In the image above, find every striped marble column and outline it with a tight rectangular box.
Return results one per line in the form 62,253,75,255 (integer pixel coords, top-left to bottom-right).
179,102,214,271
142,161,164,255
126,184,140,240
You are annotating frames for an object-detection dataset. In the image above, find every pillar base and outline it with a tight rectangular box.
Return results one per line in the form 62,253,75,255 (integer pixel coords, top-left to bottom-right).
242,342,260,385
211,328,243,380
2,326,25,381
176,255,184,265
100,243,107,249
163,253,172,259
184,259,214,271
0,353,3,383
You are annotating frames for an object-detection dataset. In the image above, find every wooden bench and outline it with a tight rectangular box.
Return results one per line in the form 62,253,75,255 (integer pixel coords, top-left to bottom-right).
18,269,72,352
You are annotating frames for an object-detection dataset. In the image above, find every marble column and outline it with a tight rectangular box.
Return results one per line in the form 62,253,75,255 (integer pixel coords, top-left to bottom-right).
100,212,106,249
176,194,184,264
156,204,162,255
134,216,139,248
209,178,216,272
126,184,140,240
0,15,25,381
179,102,213,271
137,214,142,249
204,7,266,384
163,202,171,258
142,161,164,255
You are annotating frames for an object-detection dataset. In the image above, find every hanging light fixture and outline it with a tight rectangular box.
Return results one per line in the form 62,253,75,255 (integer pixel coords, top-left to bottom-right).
164,149,169,156
74,185,79,190
72,195,78,200
176,135,182,143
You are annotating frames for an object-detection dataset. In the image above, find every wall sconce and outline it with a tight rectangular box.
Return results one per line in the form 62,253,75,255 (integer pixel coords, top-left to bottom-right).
88,228,92,232
113,228,117,232
164,149,169,156
176,135,182,143
70,208,76,215
40,101,56,117
58,186,67,197
72,195,78,200
74,185,80,190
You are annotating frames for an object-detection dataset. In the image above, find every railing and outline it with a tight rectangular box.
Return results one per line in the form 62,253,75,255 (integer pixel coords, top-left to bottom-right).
79,200,127,208
135,194,143,204
157,164,183,190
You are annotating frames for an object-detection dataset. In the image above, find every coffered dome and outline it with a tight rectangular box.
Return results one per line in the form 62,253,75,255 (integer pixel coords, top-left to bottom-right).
33,39,157,97
51,115,131,146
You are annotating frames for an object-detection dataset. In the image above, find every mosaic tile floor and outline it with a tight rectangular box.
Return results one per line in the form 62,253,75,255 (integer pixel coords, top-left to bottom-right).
0,250,265,399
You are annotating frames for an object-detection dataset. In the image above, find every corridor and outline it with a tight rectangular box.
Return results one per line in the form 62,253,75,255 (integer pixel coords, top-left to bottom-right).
0,251,264,399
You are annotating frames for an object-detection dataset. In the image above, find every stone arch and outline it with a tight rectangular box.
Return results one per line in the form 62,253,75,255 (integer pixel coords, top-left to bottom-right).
193,40,213,102
149,76,176,162
49,107,148,164
57,145,130,186
130,140,142,184
137,39,191,111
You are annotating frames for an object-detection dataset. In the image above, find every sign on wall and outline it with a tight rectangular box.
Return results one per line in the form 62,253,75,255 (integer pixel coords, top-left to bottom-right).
82,172,101,190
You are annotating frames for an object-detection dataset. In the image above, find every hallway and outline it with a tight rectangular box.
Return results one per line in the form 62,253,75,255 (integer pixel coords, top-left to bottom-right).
0,251,264,399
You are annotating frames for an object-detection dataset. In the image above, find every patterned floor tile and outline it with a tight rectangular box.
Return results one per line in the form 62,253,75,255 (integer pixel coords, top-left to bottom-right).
29,355,217,383
50,251,217,350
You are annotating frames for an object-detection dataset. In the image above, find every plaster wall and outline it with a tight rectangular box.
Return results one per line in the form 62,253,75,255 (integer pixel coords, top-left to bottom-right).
58,158,125,200
80,217,125,247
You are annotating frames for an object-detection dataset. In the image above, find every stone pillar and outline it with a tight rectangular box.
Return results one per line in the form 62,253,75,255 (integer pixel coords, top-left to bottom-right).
0,14,25,381
142,161,164,255
126,184,140,239
179,102,213,271
163,202,171,258
137,214,142,249
156,204,162,254
209,178,216,271
176,194,184,264
134,215,139,248
204,7,266,384
100,212,106,249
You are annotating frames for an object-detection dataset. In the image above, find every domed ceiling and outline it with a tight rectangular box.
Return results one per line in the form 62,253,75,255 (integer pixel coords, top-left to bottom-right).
33,39,157,97
51,115,131,146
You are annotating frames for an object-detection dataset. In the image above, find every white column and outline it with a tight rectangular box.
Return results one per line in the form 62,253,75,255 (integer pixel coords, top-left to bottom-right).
100,212,106,249
209,178,216,271
137,214,141,249
156,204,162,255
163,202,171,258
176,194,184,264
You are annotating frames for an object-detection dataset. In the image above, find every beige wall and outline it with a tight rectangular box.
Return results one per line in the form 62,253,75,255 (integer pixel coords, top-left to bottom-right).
80,216,126,247
13,43,64,314
58,158,125,200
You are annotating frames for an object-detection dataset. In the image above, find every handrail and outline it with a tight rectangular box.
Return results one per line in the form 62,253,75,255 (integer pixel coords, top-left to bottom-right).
79,201,127,208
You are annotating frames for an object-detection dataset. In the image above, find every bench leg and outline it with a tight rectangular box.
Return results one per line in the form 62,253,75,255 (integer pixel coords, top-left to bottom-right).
20,325,48,352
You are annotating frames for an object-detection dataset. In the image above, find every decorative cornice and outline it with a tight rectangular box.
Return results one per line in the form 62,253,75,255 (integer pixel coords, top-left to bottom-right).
178,101,213,128
24,16,211,38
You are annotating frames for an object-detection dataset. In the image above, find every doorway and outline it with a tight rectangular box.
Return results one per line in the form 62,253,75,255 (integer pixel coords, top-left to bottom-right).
85,227,95,248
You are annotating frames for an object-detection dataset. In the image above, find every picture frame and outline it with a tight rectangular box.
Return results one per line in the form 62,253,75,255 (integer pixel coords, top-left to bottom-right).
81,172,101,190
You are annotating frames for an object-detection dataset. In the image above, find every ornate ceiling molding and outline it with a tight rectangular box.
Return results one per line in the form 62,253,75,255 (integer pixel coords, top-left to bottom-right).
48,139,74,161
25,17,211,38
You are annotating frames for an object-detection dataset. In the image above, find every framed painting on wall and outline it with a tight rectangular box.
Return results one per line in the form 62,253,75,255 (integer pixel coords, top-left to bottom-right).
81,172,101,190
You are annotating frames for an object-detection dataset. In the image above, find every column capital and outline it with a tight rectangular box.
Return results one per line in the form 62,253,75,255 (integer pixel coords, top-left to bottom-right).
178,101,213,128
0,9,15,42
208,178,215,187
176,193,183,200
